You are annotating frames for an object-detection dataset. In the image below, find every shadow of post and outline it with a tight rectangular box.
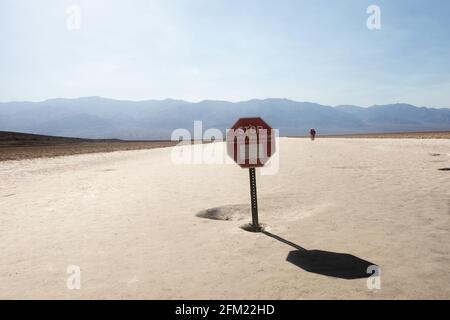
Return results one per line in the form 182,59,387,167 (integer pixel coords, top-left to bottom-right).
262,231,377,280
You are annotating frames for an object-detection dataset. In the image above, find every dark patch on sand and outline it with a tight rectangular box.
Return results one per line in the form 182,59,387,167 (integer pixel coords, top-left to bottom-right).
196,204,249,221
240,223,266,233
2,194,16,198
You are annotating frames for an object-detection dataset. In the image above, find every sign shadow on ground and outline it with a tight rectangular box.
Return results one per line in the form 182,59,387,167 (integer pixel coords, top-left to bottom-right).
262,231,377,280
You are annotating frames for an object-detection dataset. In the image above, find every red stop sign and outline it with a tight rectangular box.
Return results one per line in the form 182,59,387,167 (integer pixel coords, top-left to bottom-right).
226,117,276,168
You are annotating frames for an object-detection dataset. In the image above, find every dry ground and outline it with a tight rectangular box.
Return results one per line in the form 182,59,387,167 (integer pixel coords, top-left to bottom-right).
1,138,449,299
315,131,450,139
1,131,449,162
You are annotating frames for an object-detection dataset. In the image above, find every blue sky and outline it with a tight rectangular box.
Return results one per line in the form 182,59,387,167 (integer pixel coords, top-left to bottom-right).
1,0,449,107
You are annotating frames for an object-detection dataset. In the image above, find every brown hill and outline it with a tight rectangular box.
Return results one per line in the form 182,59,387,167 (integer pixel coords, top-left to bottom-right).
0,131,176,161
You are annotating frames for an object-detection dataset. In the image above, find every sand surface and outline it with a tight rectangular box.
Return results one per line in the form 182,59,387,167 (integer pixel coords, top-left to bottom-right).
1,138,449,299
318,131,450,139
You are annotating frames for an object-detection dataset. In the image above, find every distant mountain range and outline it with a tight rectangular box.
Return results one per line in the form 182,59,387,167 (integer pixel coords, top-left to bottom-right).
0,97,449,139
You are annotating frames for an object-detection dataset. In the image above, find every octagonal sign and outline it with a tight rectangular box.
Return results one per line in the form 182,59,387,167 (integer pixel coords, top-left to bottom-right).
226,117,276,168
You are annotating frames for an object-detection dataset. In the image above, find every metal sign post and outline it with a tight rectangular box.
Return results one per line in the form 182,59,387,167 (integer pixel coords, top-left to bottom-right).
248,167,259,230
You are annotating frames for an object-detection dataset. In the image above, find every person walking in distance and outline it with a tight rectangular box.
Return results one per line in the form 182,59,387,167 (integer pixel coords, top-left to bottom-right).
310,128,317,141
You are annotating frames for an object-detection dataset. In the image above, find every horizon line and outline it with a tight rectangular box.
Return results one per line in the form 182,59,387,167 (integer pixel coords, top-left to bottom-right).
0,96,447,109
